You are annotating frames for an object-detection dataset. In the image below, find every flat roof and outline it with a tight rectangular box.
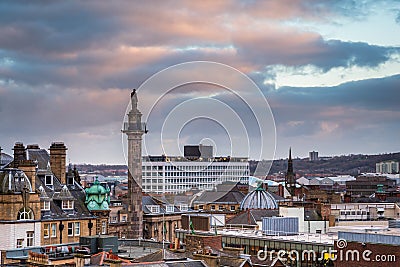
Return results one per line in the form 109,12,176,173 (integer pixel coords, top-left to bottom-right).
177,228,336,246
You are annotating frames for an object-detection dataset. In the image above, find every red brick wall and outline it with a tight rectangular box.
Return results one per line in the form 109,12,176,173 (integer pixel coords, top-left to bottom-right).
334,241,399,267
186,234,222,251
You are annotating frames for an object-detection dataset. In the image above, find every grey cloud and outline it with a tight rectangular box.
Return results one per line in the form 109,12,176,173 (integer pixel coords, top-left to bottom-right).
271,74,400,110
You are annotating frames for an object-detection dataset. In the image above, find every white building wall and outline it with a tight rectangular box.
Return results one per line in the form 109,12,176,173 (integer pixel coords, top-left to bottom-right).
0,222,41,250
142,159,249,194
279,207,305,233
302,221,329,234
279,206,329,234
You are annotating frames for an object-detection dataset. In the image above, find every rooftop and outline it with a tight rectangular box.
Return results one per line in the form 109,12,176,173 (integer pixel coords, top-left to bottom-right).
177,228,336,246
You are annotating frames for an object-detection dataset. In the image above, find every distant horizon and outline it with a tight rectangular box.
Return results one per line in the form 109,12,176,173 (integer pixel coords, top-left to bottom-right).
2,147,396,166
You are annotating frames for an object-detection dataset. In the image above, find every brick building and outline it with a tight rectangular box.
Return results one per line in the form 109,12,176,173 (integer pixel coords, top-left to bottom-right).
0,142,98,262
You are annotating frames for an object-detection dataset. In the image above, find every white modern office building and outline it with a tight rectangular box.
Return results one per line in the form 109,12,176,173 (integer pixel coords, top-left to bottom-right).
142,154,249,194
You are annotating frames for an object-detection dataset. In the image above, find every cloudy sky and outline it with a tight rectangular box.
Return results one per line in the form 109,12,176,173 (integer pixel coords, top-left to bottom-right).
0,1,399,164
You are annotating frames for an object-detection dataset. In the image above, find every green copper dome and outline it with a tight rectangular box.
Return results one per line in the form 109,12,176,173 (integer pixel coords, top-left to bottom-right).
85,179,110,211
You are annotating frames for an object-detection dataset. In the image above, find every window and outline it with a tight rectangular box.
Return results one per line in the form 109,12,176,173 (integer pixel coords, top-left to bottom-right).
44,224,50,238
51,223,57,237
74,222,80,236
211,205,215,211
230,206,235,211
16,239,23,248
121,215,127,222
26,231,34,247
166,205,174,213
18,207,34,220
219,205,224,210
68,222,73,236
42,201,50,211
45,175,53,186
199,205,204,210
180,204,188,211
67,175,74,185
101,221,107,234
62,200,74,210
148,205,160,214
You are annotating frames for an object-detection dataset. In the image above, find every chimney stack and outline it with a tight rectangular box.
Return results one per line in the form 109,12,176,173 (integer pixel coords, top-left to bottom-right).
18,160,37,191
13,142,27,167
49,142,67,184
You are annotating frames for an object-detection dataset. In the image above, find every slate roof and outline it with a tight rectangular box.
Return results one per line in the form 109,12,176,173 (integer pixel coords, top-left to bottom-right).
26,148,50,170
134,249,189,262
143,195,193,215
166,261,208,267
226,209,279,226
194,183,245,205
194,190,245,205
304,209,322,221
27,147,95,221
126,260,207,267
0,152,13,168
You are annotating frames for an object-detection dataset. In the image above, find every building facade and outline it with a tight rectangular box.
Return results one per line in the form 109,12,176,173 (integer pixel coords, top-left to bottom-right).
0,142,97,257
192,182,246,217
142,155,249,194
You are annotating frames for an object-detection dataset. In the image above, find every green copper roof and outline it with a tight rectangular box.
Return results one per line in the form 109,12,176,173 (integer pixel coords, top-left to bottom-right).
85,178,110,211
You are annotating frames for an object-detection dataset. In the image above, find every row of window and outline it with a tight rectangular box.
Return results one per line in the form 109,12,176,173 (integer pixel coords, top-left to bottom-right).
41,200,74,211
146,204,188,214
143,171,249,177
16,231,34,248
143,165,249,171
43,222,80,238
197,205,236,211
110,215,128,222
43,223,57,238
144,179,243,186
339,210,369,215
45,175,75,186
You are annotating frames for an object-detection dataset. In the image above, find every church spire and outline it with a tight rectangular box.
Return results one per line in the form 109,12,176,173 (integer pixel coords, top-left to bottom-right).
285,147,296,198
287,147,293,174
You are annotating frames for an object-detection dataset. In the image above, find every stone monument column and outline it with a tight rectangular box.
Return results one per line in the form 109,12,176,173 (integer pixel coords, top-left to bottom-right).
122,89,146,238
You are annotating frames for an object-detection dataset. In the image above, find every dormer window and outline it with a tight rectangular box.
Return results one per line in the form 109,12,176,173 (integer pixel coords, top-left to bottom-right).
67,175,74,185
62,200,74,210
148,205,160,214
180,204,188,211
166,205,174,213
42,201,50,211
45,175,53,186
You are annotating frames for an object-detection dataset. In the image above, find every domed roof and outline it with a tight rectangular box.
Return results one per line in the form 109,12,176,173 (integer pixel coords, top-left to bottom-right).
240,186,278,210
0,169,33,193
85,179,110,195
85,179,110,211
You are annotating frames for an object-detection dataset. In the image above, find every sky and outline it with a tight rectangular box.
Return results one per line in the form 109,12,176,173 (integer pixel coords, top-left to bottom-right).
0,0,400,164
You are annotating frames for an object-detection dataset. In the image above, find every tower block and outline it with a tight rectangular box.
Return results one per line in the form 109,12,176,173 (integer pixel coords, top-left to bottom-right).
122,89,147,238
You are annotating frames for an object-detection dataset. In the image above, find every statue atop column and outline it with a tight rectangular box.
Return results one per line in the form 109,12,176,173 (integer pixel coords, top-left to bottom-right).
131,89,138,111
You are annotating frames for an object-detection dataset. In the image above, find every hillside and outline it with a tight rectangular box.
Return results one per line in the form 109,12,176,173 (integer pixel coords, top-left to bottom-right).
74,152,400,177
250,152,400,176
